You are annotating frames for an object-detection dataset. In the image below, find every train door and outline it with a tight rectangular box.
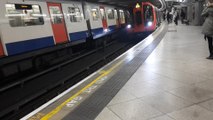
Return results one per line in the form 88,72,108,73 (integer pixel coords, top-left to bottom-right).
114,9,120,27
119,10,125,25
47,3,68,44
100,6,108,29
134,9,143,26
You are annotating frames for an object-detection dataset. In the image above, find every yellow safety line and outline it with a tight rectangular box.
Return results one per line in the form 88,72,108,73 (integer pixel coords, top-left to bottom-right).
98,70,107,74
40,60,123,120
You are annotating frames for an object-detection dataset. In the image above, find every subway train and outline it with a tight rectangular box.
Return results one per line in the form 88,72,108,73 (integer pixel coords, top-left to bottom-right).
128,2,161,33
0,0,127,57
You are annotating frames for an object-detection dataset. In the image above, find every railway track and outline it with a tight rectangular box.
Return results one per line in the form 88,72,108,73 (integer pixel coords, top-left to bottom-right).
0,30,150,120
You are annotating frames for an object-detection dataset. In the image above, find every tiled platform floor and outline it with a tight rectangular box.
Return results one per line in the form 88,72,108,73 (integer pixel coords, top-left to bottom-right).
95,24,213,120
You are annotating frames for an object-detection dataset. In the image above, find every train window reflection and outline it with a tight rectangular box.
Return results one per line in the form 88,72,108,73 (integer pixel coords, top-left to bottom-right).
91,8,99,21
68,7,82,22
114,10,118,19
5,4,44,27
49,6,63,24
119,10,125,24
107,9,114,19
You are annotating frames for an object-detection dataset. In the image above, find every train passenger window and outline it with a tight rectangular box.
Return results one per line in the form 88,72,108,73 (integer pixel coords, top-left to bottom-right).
91,8,99,21
68,7,82,22
107,9,114,19
114,10,118,19
49,6,63,24
135,11,142,25
100,8,106,20
119,10,125,24
144,5,153,22
5,4,44,27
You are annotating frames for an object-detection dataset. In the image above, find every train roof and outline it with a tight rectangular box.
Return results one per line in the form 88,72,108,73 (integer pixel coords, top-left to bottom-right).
85,0,162,8
29,0,163,9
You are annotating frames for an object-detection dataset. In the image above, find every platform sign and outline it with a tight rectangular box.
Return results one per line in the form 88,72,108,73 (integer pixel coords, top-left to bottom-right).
15,4,32,10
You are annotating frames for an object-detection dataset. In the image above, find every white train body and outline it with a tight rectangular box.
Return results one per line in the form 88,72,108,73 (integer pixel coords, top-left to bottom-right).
0,0,54,56
62,2,88,42
0,0,126,56
105,6,118,29
85,3,103,36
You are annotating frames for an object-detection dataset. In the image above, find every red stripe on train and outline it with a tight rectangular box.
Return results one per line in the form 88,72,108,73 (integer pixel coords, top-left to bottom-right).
0,41,4,56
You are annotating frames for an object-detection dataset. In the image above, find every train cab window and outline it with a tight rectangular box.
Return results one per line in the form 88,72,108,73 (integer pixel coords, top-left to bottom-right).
144,5,153,22
119,10,125,24
107,9,114,19
49,6,63,24
5,4,44,27
135,11,142,25
68,7,82,22
91,8,99,21
100,8,106,20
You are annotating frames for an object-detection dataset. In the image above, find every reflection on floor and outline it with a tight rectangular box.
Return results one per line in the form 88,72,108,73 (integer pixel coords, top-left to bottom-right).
95,24,213,120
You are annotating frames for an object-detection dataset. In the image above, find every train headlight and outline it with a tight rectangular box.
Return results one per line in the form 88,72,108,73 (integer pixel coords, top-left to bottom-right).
126,24,132,29
147,21,153,26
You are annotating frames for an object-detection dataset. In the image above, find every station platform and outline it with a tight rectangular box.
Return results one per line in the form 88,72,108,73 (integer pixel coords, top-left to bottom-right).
22,23,213,120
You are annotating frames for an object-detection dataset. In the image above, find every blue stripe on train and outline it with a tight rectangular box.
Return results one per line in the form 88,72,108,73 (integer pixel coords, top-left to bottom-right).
92,28,104,37
92,26,117,39
69,31,87,41
92,25,117,36
109,25,116,31
6,36,54,56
